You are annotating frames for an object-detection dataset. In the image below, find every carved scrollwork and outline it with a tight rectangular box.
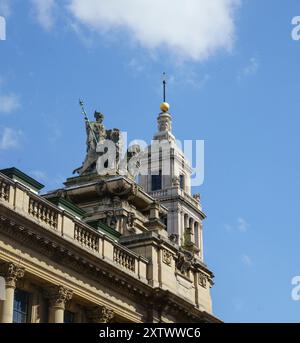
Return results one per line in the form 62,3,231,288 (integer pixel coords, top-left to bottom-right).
162,249,172,266
198,272,208,288
45,285,73,309
87,305,114,323
0,262,25,288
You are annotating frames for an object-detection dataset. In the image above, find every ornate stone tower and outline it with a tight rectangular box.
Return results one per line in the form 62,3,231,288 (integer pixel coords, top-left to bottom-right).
139,101,205,260
0,96,218,323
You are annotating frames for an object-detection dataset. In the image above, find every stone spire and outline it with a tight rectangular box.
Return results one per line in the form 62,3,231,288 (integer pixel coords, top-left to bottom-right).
153,73,175,141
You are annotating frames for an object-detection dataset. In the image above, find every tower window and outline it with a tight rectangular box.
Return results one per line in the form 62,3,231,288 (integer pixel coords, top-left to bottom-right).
180,175,185,190
13,289,30,323
151,171,162,191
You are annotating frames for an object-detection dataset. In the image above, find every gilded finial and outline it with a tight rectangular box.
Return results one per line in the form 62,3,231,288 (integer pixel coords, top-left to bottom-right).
160,102,170,113
160,72,170,112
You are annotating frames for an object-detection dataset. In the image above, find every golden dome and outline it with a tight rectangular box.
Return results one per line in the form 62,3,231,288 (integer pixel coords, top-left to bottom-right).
160,102,170,113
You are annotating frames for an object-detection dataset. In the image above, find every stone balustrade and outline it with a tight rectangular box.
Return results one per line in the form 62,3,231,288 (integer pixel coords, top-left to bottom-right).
149,188,201,209
0,172,148,282
28,197,58,230
74,224,99,252
113,246,135,272
0,178,10,202
148,189,168,198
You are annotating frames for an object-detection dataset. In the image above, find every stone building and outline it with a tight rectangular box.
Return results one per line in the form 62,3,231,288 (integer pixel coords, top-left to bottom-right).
0,101,220,323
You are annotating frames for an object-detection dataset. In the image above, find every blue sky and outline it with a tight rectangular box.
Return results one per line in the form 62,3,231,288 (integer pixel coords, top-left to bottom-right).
1,0,300,322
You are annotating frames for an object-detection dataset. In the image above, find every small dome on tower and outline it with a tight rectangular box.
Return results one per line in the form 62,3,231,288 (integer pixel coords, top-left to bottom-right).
160,102,170,113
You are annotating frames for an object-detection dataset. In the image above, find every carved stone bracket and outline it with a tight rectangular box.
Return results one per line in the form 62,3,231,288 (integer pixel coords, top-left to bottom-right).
0,262,25,288
87,305,114,323
45,285,73,309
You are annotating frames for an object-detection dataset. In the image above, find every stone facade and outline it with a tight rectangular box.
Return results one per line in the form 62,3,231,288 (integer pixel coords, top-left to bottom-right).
0,105,220,323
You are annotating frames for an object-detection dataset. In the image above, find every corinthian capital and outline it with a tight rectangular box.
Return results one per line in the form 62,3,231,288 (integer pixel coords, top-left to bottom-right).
0,262,25,288
87,305,114,323
45,285,73,309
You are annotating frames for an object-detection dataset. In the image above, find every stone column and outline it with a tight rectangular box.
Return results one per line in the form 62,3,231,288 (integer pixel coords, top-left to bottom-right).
86,305,114,323
184,214,189,229
0,262,25,323
45,286,73,323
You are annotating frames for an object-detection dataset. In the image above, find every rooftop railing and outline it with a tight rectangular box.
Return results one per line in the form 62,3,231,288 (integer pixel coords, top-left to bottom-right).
0,172,148,282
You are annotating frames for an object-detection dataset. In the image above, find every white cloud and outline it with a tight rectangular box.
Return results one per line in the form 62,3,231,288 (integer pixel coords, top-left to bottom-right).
237,217,249,232
225,217,249,233
0,93,21,114
0,128,22,150
68,0,241,62
243,57,259,75
238,57,259,80
241,254,253,267
31,0,56,31
0,0,11,17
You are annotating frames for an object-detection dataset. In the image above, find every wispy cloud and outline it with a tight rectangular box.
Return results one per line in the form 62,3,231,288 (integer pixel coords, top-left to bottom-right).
243,57,259,75
128,58,145,75
0,93,21,114
241,254,253,267
30,0,56,31
68,0,241,63
238,57,259,80
0,127,23,150
237,217,249,232
225,217,250,233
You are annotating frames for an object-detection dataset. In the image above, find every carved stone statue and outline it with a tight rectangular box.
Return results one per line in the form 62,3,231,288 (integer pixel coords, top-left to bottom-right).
176,251,193,274
126,144,141,179
73,111,106,175
73,107,140,178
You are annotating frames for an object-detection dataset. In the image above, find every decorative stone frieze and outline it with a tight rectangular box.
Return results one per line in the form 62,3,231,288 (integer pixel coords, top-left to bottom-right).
198,272,208,289
0,179,10,202
162,249,172,266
